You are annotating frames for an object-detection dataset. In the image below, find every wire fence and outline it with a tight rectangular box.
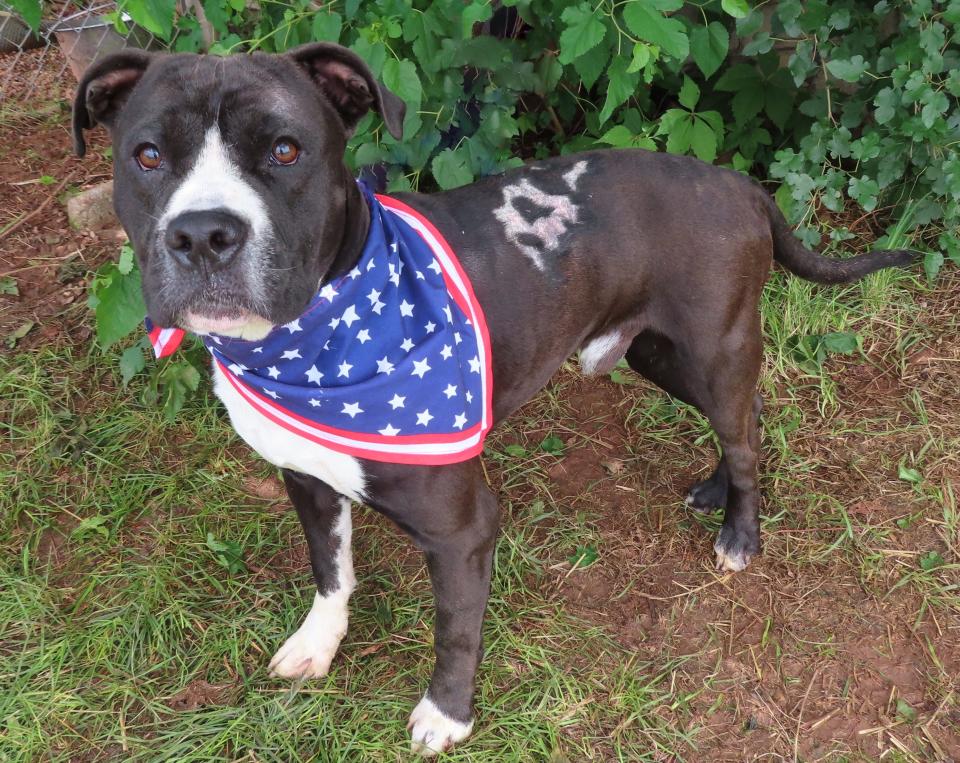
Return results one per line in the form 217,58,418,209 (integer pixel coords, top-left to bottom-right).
0,2,171,105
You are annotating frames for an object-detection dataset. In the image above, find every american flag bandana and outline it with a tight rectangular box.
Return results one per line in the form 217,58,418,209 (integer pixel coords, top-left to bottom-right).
147,183,493,465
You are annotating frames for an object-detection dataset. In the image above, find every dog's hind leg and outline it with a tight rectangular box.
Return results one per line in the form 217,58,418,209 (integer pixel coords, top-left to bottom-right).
625,323,763,572
269,470,356,679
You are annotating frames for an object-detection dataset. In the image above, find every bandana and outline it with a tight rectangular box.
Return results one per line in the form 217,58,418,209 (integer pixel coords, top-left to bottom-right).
147,184,493,465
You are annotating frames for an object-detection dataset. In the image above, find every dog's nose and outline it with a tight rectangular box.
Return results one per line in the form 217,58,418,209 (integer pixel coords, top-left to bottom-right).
164,210,248,270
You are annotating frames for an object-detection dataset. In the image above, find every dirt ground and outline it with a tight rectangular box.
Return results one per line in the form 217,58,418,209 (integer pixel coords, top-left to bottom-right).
2,48,958,761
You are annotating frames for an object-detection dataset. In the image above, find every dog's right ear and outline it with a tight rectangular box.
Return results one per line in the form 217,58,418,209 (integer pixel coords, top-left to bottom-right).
73,50,153,157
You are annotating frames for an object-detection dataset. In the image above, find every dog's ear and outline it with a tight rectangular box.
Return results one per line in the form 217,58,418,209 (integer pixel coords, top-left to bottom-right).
287,42,405,140
73,50,153,157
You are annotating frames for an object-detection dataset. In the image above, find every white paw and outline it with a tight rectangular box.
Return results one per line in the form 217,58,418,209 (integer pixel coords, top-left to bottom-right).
268,591,349,679
408,695,474,757
714,542,751,573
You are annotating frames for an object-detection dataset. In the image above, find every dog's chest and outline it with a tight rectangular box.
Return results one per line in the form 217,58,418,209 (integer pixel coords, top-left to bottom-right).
211,361,366,501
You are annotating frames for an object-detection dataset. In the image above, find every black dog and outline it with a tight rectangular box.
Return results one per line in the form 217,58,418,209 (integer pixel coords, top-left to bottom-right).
72,43,917,754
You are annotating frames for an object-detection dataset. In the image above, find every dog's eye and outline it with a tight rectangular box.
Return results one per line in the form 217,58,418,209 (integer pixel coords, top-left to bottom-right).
271,139,300,166
135,144,162,171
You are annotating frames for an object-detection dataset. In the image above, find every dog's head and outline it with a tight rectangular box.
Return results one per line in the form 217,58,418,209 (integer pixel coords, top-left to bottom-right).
73,44,404,339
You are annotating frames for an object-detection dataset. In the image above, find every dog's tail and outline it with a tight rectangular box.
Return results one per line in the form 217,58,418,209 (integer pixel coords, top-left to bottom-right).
763,194,919,285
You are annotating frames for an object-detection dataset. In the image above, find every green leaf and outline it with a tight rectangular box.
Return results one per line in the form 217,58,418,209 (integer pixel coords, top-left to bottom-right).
573,36,611,89
6,321,34,349
117,243,135,275
923,251,944,283
919,551,944,571
895,698,917,722
120,0,177,41
504,444,527,458
159,360,201,422
721,0,750,19
206,532,247,575
626,41,652,74
311,11,342,42
848,176,879,212
539,435,565,455
119,345,146,387
0,276,18,296
461,2,493,37
431,148,474,190
689,117,718,161
8,0,41,32
690,22,729,79
820,331,860,354
72,515,110,540
678,76,700,110
623,1,689,60
599,58,640,124
568,544,599,569
732,87,764,124
598,125,634,147
381,59,422,107
825,55,868,83
95,267,145,349
558,4,607,65
898,463,922,484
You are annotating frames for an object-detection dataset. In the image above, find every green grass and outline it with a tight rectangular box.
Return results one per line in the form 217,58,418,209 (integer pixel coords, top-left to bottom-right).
2,263,958,761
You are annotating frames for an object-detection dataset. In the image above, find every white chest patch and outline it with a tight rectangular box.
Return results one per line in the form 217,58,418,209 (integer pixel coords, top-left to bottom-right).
212,361,366,502
493,160,589,271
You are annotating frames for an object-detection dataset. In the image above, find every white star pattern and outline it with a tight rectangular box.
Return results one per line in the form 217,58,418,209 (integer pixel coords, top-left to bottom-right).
341,304,360,328
412,358,431,378
199,196,492,455
341,401,363,418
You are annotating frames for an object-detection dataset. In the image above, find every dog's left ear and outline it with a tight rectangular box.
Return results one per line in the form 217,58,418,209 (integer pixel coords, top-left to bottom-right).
73,50,154,157
288,42,405,140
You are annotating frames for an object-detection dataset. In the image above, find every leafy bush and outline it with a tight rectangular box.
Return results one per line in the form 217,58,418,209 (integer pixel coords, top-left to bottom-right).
67,0,957,414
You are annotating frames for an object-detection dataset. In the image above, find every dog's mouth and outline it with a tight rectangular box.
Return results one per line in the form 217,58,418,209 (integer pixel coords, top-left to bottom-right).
180,304,275,341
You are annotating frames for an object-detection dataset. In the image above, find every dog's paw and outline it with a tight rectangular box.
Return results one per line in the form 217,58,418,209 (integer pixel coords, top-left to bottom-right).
685,476,727,514
408,695,473,757
713,525,759,573
268,591,348,679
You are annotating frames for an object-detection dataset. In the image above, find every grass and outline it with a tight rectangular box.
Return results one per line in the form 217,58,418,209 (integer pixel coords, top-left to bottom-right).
2,261,958,761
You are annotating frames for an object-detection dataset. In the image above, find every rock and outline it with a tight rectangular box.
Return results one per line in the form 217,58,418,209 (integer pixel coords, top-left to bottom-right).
66,181,116,230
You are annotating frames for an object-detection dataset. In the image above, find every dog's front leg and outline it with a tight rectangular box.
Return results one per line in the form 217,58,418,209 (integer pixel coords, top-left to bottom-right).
269,469,356,679
391,467,498,756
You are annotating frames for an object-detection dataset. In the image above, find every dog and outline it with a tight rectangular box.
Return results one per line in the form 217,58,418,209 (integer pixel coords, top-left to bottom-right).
72,43,917,755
